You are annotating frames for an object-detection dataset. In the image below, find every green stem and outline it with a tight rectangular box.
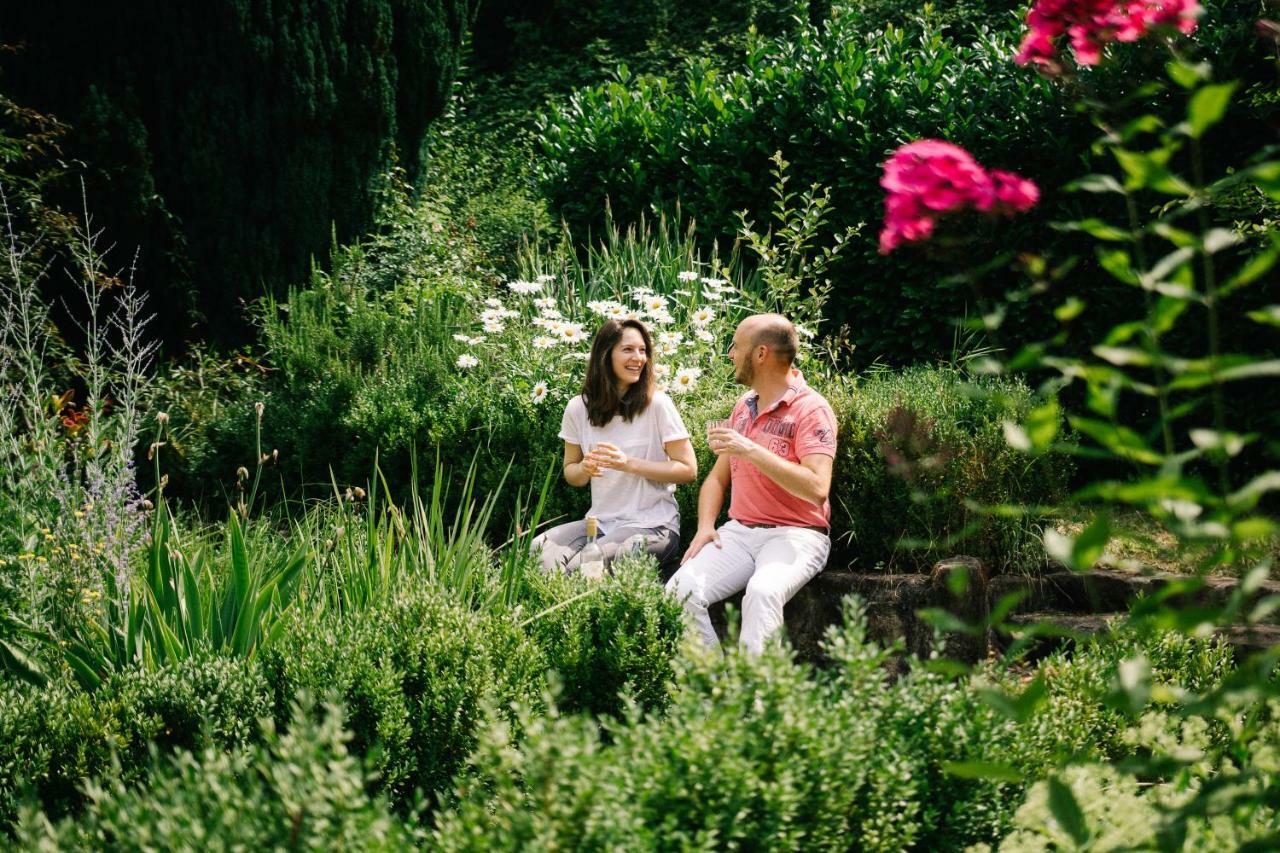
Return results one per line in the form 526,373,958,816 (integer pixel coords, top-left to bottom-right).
1191,138,1229,494
1124,194,1176,457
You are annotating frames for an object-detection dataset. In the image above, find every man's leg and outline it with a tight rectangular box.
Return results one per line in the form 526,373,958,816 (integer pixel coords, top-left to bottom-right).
531,520,589,573
740,528,831,654
664,521,756,651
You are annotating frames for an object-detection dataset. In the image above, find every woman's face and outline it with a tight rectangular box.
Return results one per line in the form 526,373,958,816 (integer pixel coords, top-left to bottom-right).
610,327,648,388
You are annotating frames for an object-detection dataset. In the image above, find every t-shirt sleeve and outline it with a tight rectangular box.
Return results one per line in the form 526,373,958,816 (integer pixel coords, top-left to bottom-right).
795,399,837,458
558,397,583,446
655,393,690,443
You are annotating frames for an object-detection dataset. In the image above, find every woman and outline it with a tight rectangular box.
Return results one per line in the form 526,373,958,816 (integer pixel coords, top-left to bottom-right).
534,317,697,575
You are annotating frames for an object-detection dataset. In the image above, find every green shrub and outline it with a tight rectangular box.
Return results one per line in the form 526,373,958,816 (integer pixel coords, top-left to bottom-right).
257,585,546,812
13,698,415,850
535,7,1082,364
830,366,1070,573
434,599,1022,850
520,555,686,718
0,655,269,827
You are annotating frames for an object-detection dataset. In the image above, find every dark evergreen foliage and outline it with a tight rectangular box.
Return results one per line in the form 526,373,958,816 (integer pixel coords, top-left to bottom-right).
0,0,474,343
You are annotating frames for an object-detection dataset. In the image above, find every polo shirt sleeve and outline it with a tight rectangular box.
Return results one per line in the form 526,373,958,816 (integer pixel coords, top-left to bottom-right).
795,399,837,458
558,396,583,446
655,393,690,443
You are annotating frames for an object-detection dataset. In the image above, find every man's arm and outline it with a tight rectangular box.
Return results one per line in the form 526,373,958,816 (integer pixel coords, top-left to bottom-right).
707,427,832,506
680,454,731,564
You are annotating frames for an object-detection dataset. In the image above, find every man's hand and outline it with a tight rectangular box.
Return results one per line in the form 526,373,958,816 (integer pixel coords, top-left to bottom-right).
592,441,630,472
680,527,722,564
707,427,756,459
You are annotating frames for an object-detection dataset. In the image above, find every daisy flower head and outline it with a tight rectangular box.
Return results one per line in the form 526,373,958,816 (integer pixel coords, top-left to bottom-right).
484,298,503,309
457,354,479,369
540,307,564,320
691,307,715,327
535,273,556,283
533,336,557,350
671,367,702,394
570,351,591,361
559,323,587,344
481,308,504,322
677,270,699,282
659,331,684,349
534,297,557,310
695,328,715,344
642,294,668,314
654,363,671,379
531,381,549,404
588,300,613,316
700,276,723,287
483,320,505,334
507,280,542,295
453,334,485,345
650,310,676,325
605,302,629,319
701,289,723,303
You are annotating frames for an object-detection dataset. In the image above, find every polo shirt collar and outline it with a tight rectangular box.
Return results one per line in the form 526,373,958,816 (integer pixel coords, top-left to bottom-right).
745,368,808,419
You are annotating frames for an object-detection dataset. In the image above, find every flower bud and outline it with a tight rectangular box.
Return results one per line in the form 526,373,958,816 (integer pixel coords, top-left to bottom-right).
157,411,169,425
353,486,366,500
237,466,249,480
142,499,155,511
272,448,279,462
254,401,265,418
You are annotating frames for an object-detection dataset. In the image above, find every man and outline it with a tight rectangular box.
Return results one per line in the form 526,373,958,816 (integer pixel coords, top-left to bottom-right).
666,313,836,654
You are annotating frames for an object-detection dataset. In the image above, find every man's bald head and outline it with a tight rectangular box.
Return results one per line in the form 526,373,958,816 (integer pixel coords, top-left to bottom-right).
741,313,798,366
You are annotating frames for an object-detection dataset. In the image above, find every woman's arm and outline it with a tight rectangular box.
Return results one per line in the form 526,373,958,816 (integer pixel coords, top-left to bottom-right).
562,442,601,487
593,438,698,485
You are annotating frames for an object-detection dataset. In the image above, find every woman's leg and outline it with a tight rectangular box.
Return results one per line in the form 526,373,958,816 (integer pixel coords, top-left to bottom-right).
531,520,590,573
562,526,678,573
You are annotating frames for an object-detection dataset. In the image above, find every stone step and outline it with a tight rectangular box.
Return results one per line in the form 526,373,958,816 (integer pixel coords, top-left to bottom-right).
998,612,1280,661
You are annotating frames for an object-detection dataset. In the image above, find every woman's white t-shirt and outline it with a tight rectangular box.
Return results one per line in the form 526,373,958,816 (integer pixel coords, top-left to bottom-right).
559,391,689,534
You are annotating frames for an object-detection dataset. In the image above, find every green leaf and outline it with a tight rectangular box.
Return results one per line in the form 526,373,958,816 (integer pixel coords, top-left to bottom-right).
1071,218,1132,241
1097,248,1139,285
978,676,1048,723
1234,516,1279,542
1069,416,1164,465
1064,174,1125,194
943,761,1024,783
1055,297,1085,322
1223,236,1280,297
917,607,980,636
1047,777,1092,847
1187,82,1238,139
1114,654,1152,714
1073,512,1112,571
1113,148,1192,195
1166,60,1209,89
1247,305,1280,327
1249,161,1280,201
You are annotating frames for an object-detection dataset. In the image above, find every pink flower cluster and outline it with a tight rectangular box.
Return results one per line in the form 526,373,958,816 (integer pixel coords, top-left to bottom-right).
879,140,1040,254
1015,0,1200,67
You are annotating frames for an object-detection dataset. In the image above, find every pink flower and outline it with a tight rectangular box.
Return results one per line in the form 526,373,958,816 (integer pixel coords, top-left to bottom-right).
878,141,1039,254
1015,0,1201,67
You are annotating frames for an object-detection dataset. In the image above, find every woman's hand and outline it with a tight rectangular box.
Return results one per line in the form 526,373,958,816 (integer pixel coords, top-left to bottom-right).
591,442,630,473
580,455,603,478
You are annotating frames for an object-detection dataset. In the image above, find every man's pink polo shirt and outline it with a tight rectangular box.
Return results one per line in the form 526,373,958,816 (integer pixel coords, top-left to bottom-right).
726,368,837,530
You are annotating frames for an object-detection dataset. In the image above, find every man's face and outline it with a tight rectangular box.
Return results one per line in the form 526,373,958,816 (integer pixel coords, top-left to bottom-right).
728,322,755,387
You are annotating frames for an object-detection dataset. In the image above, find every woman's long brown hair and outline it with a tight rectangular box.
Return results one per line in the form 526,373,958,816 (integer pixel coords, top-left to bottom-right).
582,318,654,427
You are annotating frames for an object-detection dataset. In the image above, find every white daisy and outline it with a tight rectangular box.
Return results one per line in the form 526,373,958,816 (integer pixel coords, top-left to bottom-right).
588,300,612,316
532,336,557,350
672,367,702,393
480,308,504,322
570,351,591,361
531,381,549,404
540,307,564,320
456,354,479,369
677,270,699,282
695,328,715,343
650,310,675,325
507,280,542,295
452,333,472,343
535,273,556,283
534,297,556,310
702,289,723,302
605,303,628,319
700,276,723,287
559,323,586,344
500,308,520,319
642,294,668,314
659,331,684,349
483,320,505,334
654,363,671,378
484,298,503,309
796,325,816,339
690,307,715,327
